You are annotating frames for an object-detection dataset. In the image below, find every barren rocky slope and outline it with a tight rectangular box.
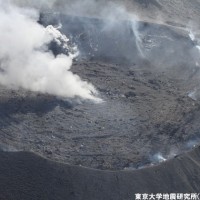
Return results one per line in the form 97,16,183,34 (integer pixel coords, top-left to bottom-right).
0,146,200,200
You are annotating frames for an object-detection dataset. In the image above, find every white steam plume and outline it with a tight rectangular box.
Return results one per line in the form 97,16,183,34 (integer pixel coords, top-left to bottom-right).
0,1,100,102
11,0,144,59
10,0,57,10
131,20,144,58
150,153,166,164
189,30,200,51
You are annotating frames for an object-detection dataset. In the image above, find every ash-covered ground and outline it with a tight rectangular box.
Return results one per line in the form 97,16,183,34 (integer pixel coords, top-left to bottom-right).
1,12,200,170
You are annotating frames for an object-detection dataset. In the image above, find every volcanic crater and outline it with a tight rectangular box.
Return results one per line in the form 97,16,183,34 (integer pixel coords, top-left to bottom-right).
1,13,200,170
